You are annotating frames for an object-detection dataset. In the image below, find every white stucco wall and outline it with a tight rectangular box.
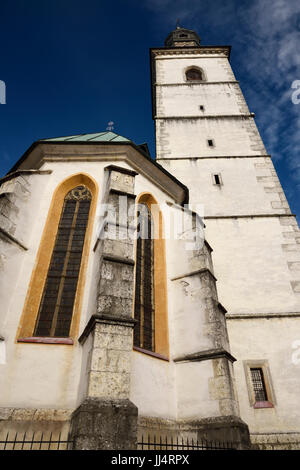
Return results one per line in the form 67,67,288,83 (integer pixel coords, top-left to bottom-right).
158,83,245,117
228,316,300,433
163,157,285,216
0,157,189,417
205,217,300,314
130,352,177,419
154,44,300,438
155,55,236,84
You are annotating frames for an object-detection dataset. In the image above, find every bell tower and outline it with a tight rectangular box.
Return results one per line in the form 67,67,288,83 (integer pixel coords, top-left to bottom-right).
151,27,300,446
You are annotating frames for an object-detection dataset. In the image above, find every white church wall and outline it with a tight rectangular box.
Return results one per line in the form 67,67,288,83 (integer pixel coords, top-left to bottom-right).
158,82,245,117
0,161,104,410
155,56,236,84
205,217,300,314
227,316,300,433
130,353,177,419
176,361,220,419
163,157,286,217
153,37,300,442
0,158,185,414
156,117,265,159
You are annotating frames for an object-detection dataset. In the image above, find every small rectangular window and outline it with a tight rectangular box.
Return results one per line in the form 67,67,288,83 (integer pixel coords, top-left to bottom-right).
250,368,268,402
199,105,205,111
208,139,214,147
214,174,220,185
212,173,222,186
244,361,275,409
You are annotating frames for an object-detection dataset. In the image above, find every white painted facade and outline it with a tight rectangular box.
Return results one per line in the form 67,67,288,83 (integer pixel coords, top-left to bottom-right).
152,35,300,444
0,28,299,449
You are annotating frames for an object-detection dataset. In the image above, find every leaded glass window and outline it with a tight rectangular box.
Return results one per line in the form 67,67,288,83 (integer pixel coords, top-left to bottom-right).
134,203,155,351
34,185,92,338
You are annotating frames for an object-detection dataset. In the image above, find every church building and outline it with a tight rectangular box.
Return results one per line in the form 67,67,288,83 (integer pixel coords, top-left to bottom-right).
0,26,300,450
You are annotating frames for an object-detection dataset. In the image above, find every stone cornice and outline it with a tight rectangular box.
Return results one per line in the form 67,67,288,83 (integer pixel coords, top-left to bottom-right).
0,169,52,186
173,348,237,363
155,114,255,120
109,188,137,199
0,228,28,251
151,46,231,59
171,267,217,282
79,314,136,345
157,155,271,161
155,81,239,86
102,254,135,266
204,213,295,219
104,164,138,177
226,312,300,320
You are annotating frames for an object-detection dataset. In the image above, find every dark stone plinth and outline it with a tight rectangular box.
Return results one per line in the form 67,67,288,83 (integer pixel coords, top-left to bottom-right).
139,414,251,450
69,398,138,450
194,415,251,450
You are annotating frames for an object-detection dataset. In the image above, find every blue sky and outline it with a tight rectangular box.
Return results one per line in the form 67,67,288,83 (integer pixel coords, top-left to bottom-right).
0,0,299,220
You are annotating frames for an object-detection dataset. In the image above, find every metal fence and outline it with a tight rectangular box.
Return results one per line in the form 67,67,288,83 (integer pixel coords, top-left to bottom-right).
0,432,74,450
0,431,236,450
137,434,236,450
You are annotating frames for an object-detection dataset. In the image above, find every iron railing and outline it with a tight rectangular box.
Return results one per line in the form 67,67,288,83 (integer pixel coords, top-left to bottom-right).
137,434,236,450
0,431,236,450
0,432,74,450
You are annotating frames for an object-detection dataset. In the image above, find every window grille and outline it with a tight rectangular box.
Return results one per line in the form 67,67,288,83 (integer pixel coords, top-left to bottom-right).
134,203,155,352
250,368,268,402
34,185,91,338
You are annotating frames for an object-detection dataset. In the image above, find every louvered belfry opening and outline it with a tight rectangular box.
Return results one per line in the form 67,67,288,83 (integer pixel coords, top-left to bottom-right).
34,185,92,338
186,68,203,81
134,203,155,351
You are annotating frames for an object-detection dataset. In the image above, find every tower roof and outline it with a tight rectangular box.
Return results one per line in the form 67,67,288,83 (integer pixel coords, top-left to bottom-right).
164,26,201,48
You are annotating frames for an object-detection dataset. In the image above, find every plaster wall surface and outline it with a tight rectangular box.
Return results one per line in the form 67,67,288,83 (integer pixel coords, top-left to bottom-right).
162,157,288,216
227,316,300,433
176,361,220,419
157,83,247,117
130,352,177,419
155,56,236,84
204,217,300,314
0,158,183,414
156,117,265,159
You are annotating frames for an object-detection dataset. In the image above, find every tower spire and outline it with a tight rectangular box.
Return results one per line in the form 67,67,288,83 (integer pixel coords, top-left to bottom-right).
164,25,201,48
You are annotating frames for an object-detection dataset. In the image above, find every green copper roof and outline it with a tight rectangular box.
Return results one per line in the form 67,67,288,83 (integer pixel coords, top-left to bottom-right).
38,131,131,143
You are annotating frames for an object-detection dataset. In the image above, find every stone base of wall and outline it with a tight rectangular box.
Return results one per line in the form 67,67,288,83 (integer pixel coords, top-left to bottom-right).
0,406,256,450
251,433,300,450
138,415,251,450
0,407,71,443
69,398,138,450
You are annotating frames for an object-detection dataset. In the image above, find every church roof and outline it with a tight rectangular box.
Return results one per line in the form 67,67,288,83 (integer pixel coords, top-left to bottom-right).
4,130,189,204
38,131,131,143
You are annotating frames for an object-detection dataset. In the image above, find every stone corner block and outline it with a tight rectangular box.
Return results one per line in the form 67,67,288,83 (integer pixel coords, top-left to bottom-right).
69,398,138,450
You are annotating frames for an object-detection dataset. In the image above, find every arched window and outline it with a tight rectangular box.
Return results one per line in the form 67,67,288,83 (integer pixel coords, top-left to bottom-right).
185,67,203,82
34,185,92,337
17,174,97,343
133,194,169,358
134,203,155,351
